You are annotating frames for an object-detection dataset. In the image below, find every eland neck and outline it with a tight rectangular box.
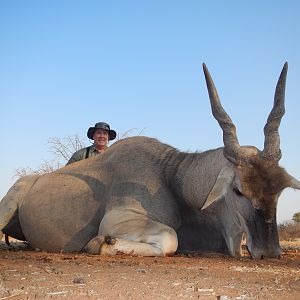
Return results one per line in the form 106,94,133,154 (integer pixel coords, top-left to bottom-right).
160,147,227,209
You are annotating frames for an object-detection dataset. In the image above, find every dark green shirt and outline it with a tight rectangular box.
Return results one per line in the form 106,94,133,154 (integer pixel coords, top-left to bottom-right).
66,145,106,165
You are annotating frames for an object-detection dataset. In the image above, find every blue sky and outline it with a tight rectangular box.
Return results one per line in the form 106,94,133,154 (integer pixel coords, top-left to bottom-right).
1,1,299,222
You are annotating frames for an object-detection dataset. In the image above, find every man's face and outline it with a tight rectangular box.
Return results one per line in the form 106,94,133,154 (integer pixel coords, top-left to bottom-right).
93,129,109,148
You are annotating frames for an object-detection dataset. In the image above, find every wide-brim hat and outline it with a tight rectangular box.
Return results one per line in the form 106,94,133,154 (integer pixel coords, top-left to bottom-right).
87,122,116,140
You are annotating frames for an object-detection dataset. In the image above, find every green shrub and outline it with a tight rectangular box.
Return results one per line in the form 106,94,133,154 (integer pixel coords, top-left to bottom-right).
292,212,300,223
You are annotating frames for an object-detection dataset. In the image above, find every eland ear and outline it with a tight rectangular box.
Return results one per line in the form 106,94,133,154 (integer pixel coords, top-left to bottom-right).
201,165,235,210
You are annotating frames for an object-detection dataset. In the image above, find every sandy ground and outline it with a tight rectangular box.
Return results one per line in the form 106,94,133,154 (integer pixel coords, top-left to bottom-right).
0,240,299,300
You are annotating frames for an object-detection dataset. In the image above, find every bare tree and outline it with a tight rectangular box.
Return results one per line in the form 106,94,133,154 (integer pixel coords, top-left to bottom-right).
14,134,86,179
14,160,63,178
14,129,145,179
48,134,87,163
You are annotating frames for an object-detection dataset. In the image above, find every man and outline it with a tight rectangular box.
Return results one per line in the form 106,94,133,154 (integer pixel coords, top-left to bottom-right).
66,122,116,165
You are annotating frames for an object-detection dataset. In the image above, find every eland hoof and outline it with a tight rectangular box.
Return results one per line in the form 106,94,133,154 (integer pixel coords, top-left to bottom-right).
83,236,107,255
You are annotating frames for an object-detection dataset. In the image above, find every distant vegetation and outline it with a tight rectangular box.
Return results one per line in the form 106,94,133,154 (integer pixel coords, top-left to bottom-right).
292,212,300,223
14,134,86,178
14,129,145,178
278,221,300,241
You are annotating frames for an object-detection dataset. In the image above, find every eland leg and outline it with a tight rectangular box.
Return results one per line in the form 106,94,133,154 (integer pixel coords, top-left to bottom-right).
83,208,178,256
0,175,39,239
224,230,244,257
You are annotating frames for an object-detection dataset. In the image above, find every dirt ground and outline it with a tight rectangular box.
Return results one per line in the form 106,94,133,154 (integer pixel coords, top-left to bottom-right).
0,240,299,300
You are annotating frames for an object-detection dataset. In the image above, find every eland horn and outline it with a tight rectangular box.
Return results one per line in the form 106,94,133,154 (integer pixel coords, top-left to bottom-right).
202,63,241,164
263,62,288,162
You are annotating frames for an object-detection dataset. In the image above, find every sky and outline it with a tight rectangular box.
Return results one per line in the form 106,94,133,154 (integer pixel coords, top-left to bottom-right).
0,1,299,222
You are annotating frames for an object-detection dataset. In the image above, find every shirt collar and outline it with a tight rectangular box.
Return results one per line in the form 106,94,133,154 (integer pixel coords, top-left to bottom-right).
90,144,107,153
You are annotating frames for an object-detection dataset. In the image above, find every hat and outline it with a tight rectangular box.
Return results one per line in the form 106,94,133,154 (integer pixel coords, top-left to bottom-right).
87,122,116,140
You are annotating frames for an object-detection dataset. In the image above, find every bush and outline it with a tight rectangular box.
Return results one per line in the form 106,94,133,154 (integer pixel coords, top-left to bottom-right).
292,212,300,223
278,221,300,241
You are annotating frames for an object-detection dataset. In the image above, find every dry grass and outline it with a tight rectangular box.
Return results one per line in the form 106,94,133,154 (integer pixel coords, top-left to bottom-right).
278,221,300,241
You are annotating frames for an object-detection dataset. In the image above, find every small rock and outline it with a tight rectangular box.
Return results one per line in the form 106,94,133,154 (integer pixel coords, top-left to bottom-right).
73,277,85,284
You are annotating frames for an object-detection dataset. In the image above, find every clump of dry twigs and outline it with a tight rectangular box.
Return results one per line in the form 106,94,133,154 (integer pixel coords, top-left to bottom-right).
14,129,145,179
278,221,300,241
